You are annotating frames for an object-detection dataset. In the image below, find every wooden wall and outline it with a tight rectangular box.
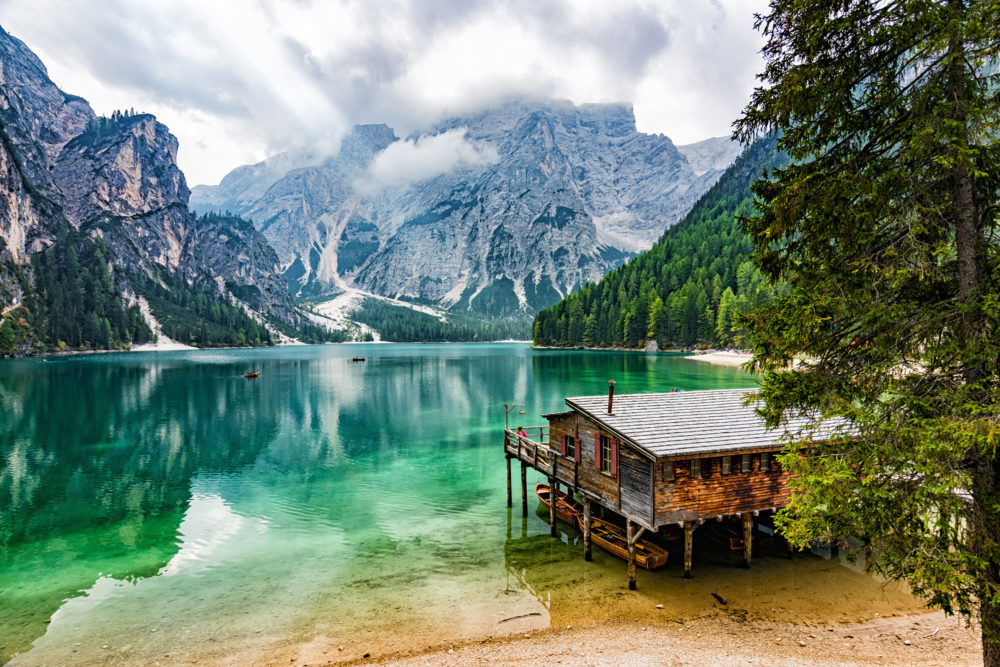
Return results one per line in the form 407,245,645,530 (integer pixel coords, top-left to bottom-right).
546,412,621,512
654,450,791,525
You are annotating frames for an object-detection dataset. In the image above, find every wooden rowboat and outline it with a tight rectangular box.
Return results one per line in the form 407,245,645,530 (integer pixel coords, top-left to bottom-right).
576,514,669,570
244,371,259,378
535,483,583,525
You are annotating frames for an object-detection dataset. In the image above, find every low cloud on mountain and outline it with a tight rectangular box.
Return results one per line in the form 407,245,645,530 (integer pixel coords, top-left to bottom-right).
365,129,498,189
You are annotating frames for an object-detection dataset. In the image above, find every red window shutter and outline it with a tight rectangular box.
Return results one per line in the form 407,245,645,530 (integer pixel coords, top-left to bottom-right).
611,439,619,477
594,434,601,470
561,434,567,456
574,437,582,463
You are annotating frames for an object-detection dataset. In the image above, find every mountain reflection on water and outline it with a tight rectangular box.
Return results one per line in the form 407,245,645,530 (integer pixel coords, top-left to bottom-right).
0,344,755,664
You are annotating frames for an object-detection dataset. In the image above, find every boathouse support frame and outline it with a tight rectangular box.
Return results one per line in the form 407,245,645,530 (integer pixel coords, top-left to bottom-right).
520,462,528,517
548,476,557,537
583,497,592,561
743,513,753,568
506,455,512,508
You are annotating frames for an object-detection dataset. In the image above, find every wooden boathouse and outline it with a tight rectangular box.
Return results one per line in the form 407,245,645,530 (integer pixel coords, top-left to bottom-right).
503,385,848,589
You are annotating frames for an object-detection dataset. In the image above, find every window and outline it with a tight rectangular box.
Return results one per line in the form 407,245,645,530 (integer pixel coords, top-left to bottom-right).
690,459,701,478
741,454,752,473
663,462,674,482
600,434,613,474
565,436,576,459
760,452,770,471
722,456,731,474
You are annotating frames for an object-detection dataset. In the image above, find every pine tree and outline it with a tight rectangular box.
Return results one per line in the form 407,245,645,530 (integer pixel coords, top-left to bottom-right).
735,2,1000,663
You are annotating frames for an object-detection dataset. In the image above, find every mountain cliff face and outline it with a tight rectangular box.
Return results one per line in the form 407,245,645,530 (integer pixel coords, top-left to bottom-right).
0,26,305,353
191,101,738,318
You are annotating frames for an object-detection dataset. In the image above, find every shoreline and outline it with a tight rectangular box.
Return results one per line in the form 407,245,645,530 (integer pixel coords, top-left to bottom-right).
267,610,979,666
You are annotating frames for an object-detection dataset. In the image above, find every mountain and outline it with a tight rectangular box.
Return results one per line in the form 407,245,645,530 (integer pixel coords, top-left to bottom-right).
191,100,740,319
532,136,787,349
0,25,322,355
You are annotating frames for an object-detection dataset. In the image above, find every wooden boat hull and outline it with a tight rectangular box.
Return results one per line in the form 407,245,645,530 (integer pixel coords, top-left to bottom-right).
244,372,259,378
576,514,668,570
535,483,583,525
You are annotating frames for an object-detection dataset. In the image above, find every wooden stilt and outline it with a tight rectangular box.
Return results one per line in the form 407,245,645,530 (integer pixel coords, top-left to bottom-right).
583,498,592,561
506,455,512,508
683,521,695,578
627,520,637,590
520,462,528,517
548,476,557,537
742,513,753,568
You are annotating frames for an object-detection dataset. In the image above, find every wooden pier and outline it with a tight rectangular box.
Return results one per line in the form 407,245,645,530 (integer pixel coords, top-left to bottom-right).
504,385,849,589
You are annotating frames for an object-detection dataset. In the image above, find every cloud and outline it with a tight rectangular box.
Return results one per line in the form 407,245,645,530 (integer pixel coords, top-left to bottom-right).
0,0,768,186
366,129,499,188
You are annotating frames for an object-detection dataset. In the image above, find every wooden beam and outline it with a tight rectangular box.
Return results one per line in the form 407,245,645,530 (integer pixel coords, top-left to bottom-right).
520,462,528,518
627,525,647,546
627,520,637,590
506,455,512,508
583,497,592,562
683,521,696,578
752,510,760,517
743,513,753,568
548,477,557,537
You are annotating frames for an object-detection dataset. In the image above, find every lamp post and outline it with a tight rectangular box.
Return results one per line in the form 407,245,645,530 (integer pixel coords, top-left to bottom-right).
503,403,525,429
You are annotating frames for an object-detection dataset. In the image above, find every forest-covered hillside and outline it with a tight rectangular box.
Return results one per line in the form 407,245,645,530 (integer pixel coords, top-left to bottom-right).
532,137,786,349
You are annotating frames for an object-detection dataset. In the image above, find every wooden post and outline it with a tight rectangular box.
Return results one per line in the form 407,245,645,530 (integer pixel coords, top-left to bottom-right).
683,521,695,578
583,498,592,561
506,455,512,508
627,520,637,590
520,462,528,517
548,476,558,537
743,513,753,568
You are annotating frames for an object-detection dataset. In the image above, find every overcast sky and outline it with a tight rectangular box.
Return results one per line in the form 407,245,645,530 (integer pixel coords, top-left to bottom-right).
0,0,768,187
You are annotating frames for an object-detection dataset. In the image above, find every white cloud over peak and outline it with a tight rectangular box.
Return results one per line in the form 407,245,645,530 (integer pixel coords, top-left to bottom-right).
367,129,499,188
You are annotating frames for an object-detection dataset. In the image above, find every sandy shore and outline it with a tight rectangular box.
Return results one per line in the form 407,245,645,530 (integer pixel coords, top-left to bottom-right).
686,351,756,367
287,611,980,666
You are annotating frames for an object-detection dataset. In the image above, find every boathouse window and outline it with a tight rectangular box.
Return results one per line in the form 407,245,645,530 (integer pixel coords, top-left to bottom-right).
599,434,613,474
760,452,770,471
663,462,674,481
690,458,701,478
722,456,732,474
563,435,576,459
741,454,752,473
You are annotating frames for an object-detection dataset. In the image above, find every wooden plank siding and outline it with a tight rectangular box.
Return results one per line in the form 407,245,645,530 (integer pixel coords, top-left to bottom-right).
619,446,655,527
654,451,791,525
546,412,621,513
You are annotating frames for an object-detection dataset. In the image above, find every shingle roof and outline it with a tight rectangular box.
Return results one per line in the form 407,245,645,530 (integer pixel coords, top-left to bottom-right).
565,388,853,459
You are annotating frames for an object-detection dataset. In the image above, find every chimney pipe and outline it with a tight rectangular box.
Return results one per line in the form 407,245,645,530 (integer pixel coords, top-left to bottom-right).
607,379,616,414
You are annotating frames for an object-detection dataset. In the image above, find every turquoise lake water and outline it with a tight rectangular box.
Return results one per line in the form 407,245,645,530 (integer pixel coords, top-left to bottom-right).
0,344,919,665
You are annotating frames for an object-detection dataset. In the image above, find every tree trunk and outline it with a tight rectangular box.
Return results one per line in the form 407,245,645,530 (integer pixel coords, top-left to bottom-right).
976,457,1000,667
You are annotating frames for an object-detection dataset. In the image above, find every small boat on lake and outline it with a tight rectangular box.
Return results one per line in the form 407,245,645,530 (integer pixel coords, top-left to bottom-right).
244,371,260,378
576,513,669,570
535,483,583,525
351,357,366,362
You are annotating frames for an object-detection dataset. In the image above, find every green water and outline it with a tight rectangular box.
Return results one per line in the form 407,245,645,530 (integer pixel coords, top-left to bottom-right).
0,344,766,663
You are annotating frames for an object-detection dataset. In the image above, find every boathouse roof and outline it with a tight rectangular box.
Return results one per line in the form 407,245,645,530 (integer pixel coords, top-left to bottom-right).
564,388,852,459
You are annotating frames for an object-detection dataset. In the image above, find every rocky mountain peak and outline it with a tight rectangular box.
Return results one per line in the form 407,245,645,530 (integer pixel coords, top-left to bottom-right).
54,113,189,228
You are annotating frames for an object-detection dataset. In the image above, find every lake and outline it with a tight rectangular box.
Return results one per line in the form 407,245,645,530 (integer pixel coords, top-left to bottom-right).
0,343,924,664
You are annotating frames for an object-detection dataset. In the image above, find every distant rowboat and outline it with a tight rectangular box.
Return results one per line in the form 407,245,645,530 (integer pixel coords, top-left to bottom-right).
351,357,366,362
244,371,260,378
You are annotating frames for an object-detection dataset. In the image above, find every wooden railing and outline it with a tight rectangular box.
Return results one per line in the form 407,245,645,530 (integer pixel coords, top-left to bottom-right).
504,426,580,488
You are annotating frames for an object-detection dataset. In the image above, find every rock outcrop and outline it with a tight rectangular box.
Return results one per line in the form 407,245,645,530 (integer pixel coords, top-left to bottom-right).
0,25,303,346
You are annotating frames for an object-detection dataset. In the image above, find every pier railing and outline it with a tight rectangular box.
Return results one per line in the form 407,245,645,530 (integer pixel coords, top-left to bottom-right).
504,426,580,488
